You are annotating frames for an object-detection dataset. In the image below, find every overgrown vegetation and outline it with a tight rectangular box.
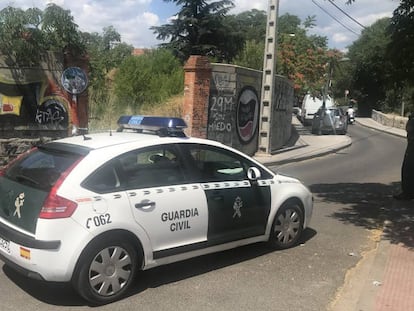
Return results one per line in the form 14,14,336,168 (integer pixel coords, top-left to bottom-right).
0,4,86,66
2,0,414,130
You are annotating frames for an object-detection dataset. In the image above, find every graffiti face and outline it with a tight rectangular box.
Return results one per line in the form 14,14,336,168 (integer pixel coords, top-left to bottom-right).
236,87,259,144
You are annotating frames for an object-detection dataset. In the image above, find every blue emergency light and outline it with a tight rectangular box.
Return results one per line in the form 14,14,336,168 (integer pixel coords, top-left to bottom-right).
117,115,187,137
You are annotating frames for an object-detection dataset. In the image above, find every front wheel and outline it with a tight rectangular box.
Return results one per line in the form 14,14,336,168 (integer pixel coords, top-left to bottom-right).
268,201,304,249
72,236,139,305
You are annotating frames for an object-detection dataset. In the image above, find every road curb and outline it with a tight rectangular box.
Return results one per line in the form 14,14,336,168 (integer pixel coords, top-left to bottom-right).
259,138,352,167
356,120,406,138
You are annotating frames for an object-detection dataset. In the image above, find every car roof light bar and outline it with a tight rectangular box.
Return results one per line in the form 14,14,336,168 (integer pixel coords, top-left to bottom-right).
117,115,188,137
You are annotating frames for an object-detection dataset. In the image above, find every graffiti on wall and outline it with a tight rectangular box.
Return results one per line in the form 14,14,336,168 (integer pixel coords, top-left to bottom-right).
208,73,236,142
208,71,260,147
236,87,259,144
0,53,80,131
35,99,68,128
209,95,234,132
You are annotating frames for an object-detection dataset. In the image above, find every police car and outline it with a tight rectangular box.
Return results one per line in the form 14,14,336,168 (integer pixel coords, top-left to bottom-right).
0,116,313,305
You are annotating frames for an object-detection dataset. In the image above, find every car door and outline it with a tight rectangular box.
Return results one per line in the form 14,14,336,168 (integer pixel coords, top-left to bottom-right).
119,144,208,258
179,143,272,245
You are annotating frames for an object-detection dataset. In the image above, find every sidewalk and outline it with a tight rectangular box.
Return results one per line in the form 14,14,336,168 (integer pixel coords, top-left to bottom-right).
253,116,353,166
330,118,413,311
255,116,412,311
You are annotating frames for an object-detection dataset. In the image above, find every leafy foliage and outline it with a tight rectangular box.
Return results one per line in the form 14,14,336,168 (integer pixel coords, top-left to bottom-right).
346,18,394,113
232,10,339,98
388,0,414,84
231,9,267,42
0,4,85,66
151,0,241,62
277,14,336,96
83,26,133,118
113,49,184,112
338,0,414,115
232,40,265,70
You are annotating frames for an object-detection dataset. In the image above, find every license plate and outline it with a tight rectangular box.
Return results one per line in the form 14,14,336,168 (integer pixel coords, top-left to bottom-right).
0,236,10,254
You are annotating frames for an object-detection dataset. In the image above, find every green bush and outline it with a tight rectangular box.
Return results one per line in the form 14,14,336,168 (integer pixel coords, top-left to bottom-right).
113,49,184,112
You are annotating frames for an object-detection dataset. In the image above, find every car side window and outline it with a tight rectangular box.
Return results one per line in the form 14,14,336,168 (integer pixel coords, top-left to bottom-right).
83,161,121,193
118,145,185,190
181,145,247,182
180,144,274,183
83,145,186,193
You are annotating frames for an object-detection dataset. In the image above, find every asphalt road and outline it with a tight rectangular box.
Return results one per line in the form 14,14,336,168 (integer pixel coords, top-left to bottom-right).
0,124,406,311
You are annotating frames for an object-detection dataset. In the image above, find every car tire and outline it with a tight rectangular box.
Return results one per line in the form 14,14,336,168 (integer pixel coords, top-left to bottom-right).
72,235,139,305
268,201,304,249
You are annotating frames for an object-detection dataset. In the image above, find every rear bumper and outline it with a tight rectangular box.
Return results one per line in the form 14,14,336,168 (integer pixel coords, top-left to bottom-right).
0,221,60,250
0,251,45,280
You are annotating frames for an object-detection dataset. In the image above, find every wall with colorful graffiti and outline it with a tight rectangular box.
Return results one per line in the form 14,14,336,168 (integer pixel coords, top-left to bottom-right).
208,64,293,156
0,52,88,137
0,52,89,165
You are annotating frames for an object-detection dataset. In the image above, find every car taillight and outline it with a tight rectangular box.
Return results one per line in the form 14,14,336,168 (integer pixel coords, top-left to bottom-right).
39,194,78,219
39,157,83,219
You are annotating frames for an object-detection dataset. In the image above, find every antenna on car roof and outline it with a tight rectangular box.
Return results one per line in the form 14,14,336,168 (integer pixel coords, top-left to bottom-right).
78,128,92,140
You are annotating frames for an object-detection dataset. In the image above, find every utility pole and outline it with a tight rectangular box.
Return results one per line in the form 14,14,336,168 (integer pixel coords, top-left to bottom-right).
258,0,279,154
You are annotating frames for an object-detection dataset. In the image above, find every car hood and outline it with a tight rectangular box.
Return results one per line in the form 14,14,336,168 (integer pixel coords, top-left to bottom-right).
274,174,302,184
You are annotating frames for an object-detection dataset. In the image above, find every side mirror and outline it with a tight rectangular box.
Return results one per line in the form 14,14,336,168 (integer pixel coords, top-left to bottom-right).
247,167,261,181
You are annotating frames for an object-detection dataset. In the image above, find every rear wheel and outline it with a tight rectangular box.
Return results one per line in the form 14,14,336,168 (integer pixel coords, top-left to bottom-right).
268,201,304,249
72,236,139,305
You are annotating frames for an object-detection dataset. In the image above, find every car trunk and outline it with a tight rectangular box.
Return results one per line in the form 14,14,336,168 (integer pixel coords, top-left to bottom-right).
0,145,85,234
0,176,49,233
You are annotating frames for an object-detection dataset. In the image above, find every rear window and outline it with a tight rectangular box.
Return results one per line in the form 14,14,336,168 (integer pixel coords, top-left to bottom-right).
4,147,83,191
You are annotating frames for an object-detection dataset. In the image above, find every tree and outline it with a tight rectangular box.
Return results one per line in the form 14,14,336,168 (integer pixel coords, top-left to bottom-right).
231,11,335,97
231,9,267,42
387,1,414,116
346,18,395,114
151,0,241,62
232,40,265,70
276,14,335,97
230,9,266,70
388,0,414,84
0,4,85,66
84,27,133,118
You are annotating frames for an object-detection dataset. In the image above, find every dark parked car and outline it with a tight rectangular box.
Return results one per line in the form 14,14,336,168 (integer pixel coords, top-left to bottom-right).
311,107,348,135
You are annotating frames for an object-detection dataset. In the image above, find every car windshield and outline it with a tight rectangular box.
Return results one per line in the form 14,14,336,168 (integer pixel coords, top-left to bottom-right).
4,148,82,191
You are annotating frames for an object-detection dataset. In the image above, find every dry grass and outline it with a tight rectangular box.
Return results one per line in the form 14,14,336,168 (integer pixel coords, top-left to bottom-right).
139,95,183,117
88,95,184,132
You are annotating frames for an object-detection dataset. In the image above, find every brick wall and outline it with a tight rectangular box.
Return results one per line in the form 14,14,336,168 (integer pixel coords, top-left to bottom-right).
183,56,211,138
182,56,294,156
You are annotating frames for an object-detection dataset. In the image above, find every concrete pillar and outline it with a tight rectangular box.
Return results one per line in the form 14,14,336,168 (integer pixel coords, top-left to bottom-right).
258,0,279,154
183,55,212,138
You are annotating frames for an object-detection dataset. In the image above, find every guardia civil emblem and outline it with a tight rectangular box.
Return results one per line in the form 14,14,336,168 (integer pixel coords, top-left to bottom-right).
232,196,243,218
13,193,25,219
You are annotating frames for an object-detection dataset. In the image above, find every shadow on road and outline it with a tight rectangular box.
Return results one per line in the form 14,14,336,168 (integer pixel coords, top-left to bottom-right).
310,182,414,249
1,227,317,306
2,265,83,306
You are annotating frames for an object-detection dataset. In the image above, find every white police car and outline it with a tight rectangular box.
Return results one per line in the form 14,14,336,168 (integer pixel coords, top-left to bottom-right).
0,116,313,305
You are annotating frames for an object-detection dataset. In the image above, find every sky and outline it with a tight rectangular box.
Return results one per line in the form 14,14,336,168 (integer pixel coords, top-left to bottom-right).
0,0,401,52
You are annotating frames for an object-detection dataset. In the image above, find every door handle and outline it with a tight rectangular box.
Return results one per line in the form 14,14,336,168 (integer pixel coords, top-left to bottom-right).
135,201,156,210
